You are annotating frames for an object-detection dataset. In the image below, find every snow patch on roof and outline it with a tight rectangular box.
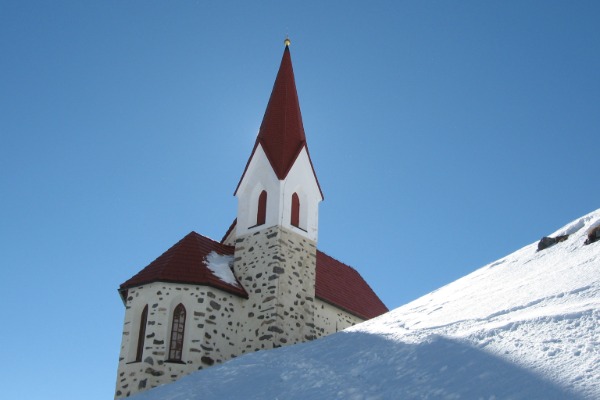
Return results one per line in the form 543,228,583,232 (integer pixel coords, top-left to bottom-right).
204,251,239,287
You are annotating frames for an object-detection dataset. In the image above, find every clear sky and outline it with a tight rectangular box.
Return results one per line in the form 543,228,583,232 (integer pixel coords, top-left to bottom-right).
1,1,598,399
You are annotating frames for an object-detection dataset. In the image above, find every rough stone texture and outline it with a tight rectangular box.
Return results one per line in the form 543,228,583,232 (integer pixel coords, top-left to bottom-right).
233,226,317,352
584,226,600,245
537,234,570,252
114,282,244,398
115,227,365,399
313,299,363,335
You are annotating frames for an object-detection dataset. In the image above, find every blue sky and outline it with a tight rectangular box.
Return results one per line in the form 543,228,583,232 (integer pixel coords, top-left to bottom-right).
1,1,599,398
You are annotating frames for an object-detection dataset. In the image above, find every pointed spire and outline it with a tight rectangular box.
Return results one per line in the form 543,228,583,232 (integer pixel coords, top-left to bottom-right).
256,42,306,179
235,41,323,199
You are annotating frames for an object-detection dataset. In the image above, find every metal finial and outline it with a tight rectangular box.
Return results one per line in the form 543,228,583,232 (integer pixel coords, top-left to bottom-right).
284,36,291,47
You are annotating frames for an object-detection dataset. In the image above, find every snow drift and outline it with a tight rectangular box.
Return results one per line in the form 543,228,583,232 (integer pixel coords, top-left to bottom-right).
132,209,600,399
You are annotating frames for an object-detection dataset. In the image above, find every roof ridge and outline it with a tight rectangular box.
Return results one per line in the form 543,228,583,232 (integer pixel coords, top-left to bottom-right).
149,232,194,275
119,232,244,298
220,219,238,244
189,230,235,251
317,248,358,272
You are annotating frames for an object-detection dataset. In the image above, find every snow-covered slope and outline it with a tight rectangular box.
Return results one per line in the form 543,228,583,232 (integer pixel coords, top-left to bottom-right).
132,210,600,400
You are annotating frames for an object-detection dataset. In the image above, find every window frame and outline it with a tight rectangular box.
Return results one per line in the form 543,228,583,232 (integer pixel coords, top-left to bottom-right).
256,190,267,226
167,303,186,363
134,305,148,363
291,192,300,228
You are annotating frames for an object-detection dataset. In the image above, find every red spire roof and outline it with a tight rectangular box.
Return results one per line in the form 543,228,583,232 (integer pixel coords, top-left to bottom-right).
258,45,306,179
236,44,323,197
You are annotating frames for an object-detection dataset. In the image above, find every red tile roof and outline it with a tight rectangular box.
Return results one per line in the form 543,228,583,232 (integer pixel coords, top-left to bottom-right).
316,251,389,320
120,232,388,320
235,45,323,198
119,232,247,298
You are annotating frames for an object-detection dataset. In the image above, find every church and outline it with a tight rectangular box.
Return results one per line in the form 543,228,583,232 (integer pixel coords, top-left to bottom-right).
114,40,388,399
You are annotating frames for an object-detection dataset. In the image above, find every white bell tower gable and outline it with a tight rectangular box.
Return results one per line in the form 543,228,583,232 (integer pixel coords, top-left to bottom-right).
236,144,280,233
279,147,322,241
235,145,322,242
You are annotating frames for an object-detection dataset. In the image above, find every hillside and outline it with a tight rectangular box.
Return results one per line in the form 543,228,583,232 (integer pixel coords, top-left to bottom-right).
132,209,600,399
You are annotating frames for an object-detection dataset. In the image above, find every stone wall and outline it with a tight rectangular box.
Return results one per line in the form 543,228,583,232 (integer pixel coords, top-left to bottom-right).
116,226,366,398
314,299,364,336
115,282,244,398
232,225,317,352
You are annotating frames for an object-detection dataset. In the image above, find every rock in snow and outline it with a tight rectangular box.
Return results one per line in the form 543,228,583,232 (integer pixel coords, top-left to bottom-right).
133,209,600,400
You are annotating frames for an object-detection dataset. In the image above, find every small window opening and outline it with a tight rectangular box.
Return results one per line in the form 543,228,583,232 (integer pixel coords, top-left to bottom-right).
257,190,267,226
291,193,300,227
135,305,148,362
168,304,186,362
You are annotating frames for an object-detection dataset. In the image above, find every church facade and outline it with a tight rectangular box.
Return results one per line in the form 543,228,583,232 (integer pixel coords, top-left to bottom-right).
114,42,388,399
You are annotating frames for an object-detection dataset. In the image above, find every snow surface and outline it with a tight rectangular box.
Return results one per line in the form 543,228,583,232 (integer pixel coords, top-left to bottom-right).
134,210,600,400
204,251,240,287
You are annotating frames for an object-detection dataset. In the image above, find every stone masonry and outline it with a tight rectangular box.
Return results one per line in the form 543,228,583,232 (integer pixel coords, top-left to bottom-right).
115,282,245,398
114,227,369,398
233,225,317,351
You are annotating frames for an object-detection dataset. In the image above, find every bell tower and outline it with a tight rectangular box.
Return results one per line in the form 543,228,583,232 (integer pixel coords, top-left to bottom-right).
232,39,324,351
234,40,323,241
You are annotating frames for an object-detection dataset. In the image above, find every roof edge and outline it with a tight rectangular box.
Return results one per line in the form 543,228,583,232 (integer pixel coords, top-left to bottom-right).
234,142,323,200
315,295,370,321
221,218,238,243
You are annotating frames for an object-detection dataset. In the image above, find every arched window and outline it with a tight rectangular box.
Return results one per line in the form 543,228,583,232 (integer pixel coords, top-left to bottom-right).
257,190,267,226
135,305,148,362
291,193,300,227
168,304,186,361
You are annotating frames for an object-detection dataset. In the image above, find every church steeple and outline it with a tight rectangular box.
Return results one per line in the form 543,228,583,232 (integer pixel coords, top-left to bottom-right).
234,41,323,241
236,42,322,197
256,43,306,180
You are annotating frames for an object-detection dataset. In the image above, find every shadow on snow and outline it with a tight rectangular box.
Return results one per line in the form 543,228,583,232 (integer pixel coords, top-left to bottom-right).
133,331,585,400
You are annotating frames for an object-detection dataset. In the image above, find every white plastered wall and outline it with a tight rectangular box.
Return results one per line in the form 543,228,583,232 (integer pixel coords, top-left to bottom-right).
236,144,322,242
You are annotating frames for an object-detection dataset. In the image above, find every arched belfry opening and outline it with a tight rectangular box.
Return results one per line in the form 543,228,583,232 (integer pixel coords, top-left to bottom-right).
257,190,267,226
291,192,300,228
